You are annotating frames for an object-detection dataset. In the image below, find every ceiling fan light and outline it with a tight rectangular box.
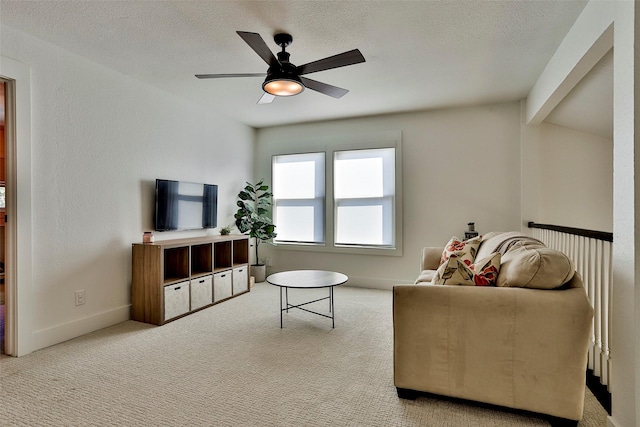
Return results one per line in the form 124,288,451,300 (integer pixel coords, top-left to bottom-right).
263,78,304,96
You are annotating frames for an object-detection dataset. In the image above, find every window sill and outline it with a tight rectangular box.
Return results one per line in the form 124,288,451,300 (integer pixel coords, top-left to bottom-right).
272,241,402,257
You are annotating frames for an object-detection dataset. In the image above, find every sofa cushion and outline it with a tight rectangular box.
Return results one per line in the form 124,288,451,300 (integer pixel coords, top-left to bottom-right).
476,231,545,260
497,245,575,289
440,236,482,265
433,252,501,286
474,231,502,260
414,269,436,284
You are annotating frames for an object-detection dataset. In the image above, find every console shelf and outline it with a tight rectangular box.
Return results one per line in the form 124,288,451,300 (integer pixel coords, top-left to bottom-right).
131,234,250,325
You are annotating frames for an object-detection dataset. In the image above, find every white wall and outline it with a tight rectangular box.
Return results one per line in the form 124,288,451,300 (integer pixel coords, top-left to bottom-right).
538,122,613,232
610,2,640,425
256,102,522,288
1,26,254,352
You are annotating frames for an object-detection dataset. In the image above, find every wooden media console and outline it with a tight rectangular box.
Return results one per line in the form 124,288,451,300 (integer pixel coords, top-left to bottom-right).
131,235,250,325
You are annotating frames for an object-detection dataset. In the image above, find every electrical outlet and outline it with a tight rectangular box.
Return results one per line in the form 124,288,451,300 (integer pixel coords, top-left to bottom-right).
266,257,272,267
75,290,85,306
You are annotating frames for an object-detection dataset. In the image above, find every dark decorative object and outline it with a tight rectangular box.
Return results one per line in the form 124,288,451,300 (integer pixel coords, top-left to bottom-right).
464,222,479,240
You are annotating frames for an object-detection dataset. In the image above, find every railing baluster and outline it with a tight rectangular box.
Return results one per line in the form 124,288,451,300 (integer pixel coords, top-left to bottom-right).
583,236,596,372
594,239,603,378
527,222,612,390
603,241,612,389
593,240,599,372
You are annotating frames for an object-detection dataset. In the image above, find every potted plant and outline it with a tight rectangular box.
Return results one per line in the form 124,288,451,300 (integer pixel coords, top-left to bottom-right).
234,179,277,282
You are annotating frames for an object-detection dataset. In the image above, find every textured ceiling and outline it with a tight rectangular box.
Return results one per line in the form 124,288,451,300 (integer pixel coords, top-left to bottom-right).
0,0,588,128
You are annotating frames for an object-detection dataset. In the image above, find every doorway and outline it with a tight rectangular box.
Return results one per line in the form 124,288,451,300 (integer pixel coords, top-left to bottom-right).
0,80,5,354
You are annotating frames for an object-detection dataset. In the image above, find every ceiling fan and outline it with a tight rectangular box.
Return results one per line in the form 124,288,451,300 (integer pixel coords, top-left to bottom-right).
196,31,366,104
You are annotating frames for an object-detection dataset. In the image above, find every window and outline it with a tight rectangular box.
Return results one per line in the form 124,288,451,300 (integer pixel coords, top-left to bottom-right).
334,148,395,247
271,142,400,255
272,153,325,244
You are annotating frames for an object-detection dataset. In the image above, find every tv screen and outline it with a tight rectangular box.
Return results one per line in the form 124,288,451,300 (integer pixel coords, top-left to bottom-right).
155,179,218,231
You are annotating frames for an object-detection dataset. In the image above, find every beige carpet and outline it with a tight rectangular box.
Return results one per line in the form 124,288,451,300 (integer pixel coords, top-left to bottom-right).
0,283,607,426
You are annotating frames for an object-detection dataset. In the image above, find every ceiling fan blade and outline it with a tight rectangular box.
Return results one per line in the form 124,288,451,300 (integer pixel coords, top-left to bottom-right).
237,31,280,67
300,77,349,99
297,49,365,75
257,92,276,104
195,73,266,79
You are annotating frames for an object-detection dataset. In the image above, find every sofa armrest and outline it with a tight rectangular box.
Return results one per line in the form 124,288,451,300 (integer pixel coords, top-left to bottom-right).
421,247,443,271
393,283,593,420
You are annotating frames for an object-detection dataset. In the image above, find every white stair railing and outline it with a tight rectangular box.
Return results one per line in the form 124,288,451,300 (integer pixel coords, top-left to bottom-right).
529,223,612,390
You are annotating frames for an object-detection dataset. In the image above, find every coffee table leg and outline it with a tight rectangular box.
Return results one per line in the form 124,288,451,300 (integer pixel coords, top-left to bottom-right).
286,287,289,312
280,286,283,328
331,286,335,328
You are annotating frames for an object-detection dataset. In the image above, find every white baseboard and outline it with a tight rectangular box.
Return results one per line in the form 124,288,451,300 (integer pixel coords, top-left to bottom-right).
31,305,131,352
607,416,622,427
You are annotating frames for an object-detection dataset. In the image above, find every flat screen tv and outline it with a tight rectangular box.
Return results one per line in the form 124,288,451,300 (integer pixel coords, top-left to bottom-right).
155,179,218,231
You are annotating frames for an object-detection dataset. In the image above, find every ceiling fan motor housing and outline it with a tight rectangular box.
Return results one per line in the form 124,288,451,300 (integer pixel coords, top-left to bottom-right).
261,33,304,96
263,63,304,96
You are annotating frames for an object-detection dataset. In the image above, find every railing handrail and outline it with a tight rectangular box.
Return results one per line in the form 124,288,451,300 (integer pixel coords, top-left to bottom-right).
528,221,613,242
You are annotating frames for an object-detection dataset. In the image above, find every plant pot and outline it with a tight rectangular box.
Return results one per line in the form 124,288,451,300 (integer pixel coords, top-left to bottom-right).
251,264,267,283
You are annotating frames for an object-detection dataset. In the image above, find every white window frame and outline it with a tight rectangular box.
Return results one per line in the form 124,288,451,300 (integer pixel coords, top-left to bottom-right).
333,148,396,248
272,152,325,245
270,131,403,257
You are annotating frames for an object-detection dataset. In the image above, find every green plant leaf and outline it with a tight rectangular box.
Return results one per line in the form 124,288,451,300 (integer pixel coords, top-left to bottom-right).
239,191,253,201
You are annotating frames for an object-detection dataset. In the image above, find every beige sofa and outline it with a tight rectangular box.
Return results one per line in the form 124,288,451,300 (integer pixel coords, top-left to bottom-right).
393,232,594,424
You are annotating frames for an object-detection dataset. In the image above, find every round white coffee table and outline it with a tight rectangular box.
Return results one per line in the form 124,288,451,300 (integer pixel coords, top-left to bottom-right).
266,270,348,328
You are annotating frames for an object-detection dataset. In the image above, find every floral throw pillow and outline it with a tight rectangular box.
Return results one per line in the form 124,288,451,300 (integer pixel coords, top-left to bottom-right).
471,252,501,286
432,252,501,286
440,236,482,266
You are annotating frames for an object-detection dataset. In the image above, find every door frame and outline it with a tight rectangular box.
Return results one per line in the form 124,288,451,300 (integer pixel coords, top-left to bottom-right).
1,56,33,356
